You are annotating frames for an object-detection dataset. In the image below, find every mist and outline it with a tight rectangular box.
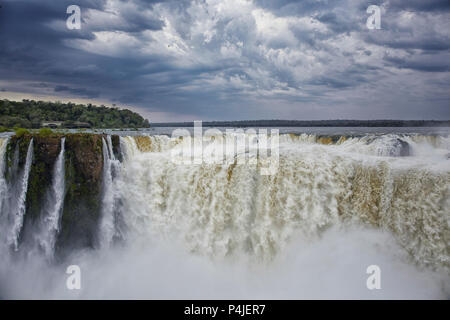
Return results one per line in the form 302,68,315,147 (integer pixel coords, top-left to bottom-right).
1,225,448,299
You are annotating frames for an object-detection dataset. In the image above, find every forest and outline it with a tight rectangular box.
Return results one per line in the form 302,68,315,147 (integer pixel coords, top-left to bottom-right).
0,99,150,129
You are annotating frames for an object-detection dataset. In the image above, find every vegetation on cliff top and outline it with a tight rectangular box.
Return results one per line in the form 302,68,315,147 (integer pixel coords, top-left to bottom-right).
0,99,150,129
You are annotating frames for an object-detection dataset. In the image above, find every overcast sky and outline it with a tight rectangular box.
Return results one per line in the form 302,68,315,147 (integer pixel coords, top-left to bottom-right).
0,0,449,121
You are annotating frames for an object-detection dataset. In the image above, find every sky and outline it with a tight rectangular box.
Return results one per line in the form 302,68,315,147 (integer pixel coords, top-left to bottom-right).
0,0,449,122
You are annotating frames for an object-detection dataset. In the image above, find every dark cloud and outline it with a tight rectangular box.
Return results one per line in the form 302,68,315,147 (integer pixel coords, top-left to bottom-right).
383,54,450,72
364,33,450,51
54,85,100,98
255,0,346,14
389,0,450,12
315,12,359,34
0,0,449,120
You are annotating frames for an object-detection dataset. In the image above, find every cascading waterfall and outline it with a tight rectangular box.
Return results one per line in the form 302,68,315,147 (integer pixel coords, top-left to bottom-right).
116,133,450,270
99,136,122,248
36,138,66,259
0,132,448,299
0,143,19,243
7,138,34,251
0,138,9,214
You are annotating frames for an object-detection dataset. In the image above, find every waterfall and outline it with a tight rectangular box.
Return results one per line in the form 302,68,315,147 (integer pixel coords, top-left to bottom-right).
8,138,34,251
115,133,450,270
36,138,66,258
0,138,9,214
0,132,448,299
107,135,115,161
0,143,18,245
99,136,122,248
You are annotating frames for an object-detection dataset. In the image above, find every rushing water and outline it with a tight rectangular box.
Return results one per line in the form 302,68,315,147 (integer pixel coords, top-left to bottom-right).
7,139,34,251
117,133,450,266
99,136,122,248
0,138,9,215
0,129,449,299
35,138,66,259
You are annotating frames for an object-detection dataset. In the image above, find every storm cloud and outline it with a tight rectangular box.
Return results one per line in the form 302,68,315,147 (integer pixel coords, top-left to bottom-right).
0,0,449,121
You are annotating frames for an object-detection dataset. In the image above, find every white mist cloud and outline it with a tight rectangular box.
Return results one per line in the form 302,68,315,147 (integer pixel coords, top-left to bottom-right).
1,226,448,299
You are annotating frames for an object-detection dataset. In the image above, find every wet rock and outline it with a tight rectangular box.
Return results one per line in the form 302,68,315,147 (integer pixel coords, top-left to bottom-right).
57,134,105,256
26,134,63,223
65,134,103,184
111,134,122,161
375,137,410,157
316,135,343,145
4,133,109,256
397,139,410,157
34,135,62,165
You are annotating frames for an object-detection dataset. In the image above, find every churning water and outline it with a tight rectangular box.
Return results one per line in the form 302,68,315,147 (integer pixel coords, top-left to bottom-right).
0,128,449,299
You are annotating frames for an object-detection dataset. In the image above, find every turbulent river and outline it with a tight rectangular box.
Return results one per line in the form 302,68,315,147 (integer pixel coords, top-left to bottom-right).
0,127,449,299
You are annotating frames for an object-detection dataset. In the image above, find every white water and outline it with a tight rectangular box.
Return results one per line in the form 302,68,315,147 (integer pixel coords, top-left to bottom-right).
0,138,9,215
0,132,449,299
35,138,66,259
116,134,449,270
7,139,34,251
98,136,122,248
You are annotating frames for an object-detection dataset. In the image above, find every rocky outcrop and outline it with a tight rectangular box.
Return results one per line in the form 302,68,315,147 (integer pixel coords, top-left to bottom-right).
4,132,121,256
57,134,105,254
316,135,344,145
111,134,122,161
6,134,66,246
25,135,63,226
396,139,410,157
5,134,32,169
65,134,104,184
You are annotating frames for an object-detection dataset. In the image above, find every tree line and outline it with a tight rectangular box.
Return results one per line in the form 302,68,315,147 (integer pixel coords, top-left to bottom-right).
0,99,150,129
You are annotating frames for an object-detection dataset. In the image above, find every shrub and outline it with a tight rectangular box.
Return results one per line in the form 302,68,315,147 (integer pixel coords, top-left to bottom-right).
38,128,53,137
14,128,31,137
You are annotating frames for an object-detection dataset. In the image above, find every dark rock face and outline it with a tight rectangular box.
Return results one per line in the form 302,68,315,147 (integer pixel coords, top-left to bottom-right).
5,134,64,246
56,134,104,255
3,133,123,257
66,134,104,184
376,137,410,157
111,134,122,161
25,135,63,230
397,139,410,157
34,135,62,165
